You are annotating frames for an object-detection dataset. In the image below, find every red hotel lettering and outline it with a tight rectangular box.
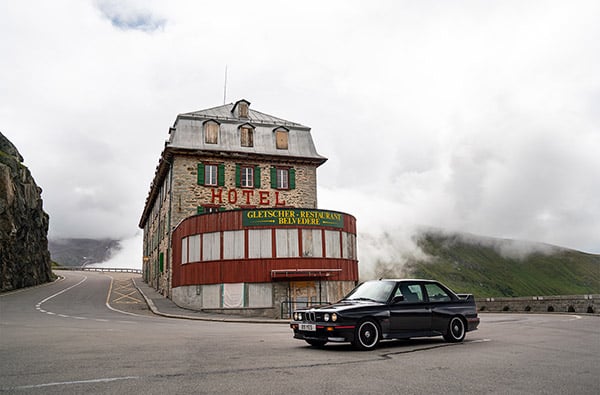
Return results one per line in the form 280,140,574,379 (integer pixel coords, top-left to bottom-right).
228,189,237,204
211,188,286,207
242,190,254,204
259,191,270,205
211,188,223,204
275,191,286,206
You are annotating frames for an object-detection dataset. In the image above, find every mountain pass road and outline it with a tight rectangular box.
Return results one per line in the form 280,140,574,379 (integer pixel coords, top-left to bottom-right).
1,271,598,394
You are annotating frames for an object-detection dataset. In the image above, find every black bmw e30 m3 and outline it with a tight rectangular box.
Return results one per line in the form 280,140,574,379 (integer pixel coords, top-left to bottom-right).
290,279,480,350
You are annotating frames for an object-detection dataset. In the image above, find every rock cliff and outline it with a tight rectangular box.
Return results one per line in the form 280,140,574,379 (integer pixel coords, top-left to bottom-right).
0,132,53,291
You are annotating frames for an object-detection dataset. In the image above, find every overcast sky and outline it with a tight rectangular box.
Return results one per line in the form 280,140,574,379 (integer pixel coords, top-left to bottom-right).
2,0,599,269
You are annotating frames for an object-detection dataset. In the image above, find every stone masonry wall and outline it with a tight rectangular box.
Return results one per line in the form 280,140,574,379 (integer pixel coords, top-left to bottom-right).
476,294,599,314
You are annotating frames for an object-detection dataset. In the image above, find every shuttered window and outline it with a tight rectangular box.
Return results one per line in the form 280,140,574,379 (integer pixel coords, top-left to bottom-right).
204,121,219,144
199,163,225,186
240,126,253,147
237,165,261,188
270,166,295,190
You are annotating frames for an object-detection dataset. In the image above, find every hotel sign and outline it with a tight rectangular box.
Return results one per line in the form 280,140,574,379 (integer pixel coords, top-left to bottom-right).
243,209,344,228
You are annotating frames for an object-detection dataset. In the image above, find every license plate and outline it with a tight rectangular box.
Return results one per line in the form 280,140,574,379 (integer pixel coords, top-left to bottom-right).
299,323,316,331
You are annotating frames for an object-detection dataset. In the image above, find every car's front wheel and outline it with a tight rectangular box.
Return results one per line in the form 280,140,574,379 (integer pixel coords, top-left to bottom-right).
353,319,380,350
443,316,466,342
305,339,327,348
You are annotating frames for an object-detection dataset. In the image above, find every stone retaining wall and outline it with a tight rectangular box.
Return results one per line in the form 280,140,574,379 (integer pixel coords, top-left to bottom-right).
476,294,599,314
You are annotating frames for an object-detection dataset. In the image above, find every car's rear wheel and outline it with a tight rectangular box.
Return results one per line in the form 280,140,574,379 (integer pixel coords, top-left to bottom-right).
353,319,380,350
305,339,327,348
443,316,466,342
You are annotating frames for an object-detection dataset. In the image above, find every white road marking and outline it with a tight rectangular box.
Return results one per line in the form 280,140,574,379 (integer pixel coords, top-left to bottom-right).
11,376,140,389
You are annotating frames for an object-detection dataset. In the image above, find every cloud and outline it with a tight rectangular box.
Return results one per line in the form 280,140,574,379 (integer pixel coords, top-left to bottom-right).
95,0,166,32
1,0,598,271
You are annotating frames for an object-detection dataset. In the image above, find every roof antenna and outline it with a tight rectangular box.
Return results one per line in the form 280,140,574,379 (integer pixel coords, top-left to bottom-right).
223,65,228,104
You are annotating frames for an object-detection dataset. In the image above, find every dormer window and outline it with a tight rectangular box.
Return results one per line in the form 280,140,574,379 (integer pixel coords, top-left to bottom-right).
232,99,251,119
203,120,220,144
239,123,254,147
274,127,289,150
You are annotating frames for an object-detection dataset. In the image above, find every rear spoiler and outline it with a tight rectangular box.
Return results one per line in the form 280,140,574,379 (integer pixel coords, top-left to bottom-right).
456,294,475,302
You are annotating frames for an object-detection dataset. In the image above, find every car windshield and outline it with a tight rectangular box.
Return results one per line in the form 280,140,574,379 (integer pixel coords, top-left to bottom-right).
343,281,396,303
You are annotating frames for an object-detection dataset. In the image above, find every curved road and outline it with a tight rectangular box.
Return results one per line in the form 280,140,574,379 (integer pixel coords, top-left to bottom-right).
1,271,598,394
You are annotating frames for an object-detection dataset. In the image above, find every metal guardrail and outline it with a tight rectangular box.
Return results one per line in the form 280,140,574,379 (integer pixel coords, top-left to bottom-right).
54,266,142,274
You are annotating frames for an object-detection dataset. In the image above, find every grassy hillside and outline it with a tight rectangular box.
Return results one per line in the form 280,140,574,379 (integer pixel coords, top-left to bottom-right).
396,232,599,297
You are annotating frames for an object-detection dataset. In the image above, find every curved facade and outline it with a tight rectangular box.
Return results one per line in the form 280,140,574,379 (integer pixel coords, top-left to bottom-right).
171,209,358,318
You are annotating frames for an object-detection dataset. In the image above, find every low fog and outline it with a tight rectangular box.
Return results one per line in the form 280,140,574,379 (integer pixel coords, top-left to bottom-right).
2,1,599,270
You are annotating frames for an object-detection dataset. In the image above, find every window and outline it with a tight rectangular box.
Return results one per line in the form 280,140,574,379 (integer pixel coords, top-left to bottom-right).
424,283,451,302
248,229,272,258
241,166,253,187
204,121,219,144
240,126,254,147
395,283,425,303
236,165,260,188
278,168,288,189
205,164,217,186
198,163,225,186
270,166,295,190
198,206,221,214
275,129,288,150
238,102,249,118
276,228,299,257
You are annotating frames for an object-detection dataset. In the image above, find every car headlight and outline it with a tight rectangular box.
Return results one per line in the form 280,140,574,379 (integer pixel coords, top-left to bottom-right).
293,312,298,321
324,313,330,322
331,313,338,322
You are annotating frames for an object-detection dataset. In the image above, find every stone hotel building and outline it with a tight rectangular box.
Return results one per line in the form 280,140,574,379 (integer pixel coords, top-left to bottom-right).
139,99,358,318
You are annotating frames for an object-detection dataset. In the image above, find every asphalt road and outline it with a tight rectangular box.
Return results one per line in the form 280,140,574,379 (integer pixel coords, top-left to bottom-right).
1,271,598,394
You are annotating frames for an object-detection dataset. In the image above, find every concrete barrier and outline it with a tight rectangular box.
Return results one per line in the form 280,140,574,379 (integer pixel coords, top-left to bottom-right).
476,294,599,314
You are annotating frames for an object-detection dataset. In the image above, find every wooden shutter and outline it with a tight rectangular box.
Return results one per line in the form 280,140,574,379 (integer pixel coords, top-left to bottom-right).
159,252,164,272
254,166,261,188
197,206,204,214
235,164,241,188
289,168,296,189
218,164,225,186
197,163,204,185
270,167,277,188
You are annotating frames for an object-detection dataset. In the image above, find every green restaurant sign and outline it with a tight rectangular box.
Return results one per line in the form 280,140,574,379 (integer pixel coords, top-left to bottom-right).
242,209,344,228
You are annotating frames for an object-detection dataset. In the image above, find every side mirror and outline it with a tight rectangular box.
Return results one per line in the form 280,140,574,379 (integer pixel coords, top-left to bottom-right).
391,295,404,304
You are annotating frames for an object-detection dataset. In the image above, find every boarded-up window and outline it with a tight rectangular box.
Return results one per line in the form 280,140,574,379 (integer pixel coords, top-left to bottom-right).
188,234,201,262
181,237,188,264
342,232,356,260
275,129,288,149
204,121,219,144
302,229,323,257
238,102,249,118
223,230,244,260
202,284,221,308
276,228,299,258
325,230,341,258
248,284,272,308
202,232,220,261
240,126,253,147
223,283,244,308
248,229,272,258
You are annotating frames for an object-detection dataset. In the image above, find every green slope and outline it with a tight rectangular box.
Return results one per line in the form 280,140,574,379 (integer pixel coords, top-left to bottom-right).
403,232,600,297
